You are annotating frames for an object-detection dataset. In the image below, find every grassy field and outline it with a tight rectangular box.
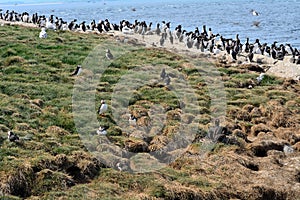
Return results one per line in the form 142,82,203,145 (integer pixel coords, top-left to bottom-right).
0,24,299,199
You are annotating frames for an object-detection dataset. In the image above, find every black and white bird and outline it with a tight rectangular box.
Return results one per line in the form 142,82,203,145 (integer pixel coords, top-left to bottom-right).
129,114,137,126
71,65,82,76
97,126,107,135
105,49,114,60
98,100,108,115
251,9,259,16
8,131,19,142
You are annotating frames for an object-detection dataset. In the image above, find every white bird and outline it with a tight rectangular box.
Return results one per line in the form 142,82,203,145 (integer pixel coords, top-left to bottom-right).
46,18,56,30
256,73,265,83
8,131,19,142
105,49,114,60
97,126,107,135
122,26,134,34
71,65,82,76
39,27,47,39
98,100,108,115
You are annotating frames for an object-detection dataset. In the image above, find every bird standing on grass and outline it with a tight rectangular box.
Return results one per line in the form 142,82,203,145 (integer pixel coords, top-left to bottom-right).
98,100,108,115
129,114,137,126
39,27,47,38
256,73,265,84
97,126,107,135
105,49,114,60
71,65,82,76
160,68,166,80
8,131,19,142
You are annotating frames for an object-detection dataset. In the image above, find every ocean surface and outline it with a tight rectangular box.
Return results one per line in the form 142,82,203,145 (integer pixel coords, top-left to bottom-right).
1,0,299,48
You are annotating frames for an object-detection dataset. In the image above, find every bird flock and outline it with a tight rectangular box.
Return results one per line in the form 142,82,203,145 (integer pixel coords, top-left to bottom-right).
0,9,299,65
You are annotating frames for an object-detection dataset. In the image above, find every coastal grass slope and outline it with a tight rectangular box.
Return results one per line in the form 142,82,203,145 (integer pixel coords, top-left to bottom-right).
0,24,299,199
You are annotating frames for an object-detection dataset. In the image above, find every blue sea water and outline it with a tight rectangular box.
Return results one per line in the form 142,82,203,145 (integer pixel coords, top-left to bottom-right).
1,0,299,48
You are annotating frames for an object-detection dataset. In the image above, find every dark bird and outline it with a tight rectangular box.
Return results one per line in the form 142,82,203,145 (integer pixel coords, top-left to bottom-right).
160,68,166,80
248,46,254,62
105,49,114,60
8,131,19,142
71,65,82,76
252,21,260,27
164,74,171,86
231,48,237,60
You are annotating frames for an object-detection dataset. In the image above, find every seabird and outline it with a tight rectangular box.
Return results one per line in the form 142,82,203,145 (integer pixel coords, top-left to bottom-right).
116,162,122,171
8,131,19,142
105,49,114,60
252,21,260,27
160,33,165,46
39,27,47,39
242,38,250,53
248,46,254,62
160,68,166,80
164,74,171,86
231,47,237,60
251,9,259,16
71,65,82,76
98,100,108,115
97,126,107,135
129,114,137,126
256,73,265,84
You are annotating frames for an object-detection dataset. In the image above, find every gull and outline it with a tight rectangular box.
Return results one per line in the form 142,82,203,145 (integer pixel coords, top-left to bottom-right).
256,73,265,84
98,100,108,115
39,27,47,38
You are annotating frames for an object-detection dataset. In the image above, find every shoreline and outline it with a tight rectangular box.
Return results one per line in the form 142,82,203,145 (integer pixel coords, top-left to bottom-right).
1,18,300,80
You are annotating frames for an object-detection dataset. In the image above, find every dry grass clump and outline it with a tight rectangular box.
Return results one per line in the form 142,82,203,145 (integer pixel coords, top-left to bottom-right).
4,56,25,66
46,125,70,136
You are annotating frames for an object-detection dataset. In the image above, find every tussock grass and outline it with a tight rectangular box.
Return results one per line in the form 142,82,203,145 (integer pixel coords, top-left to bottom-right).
0,24,299,199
